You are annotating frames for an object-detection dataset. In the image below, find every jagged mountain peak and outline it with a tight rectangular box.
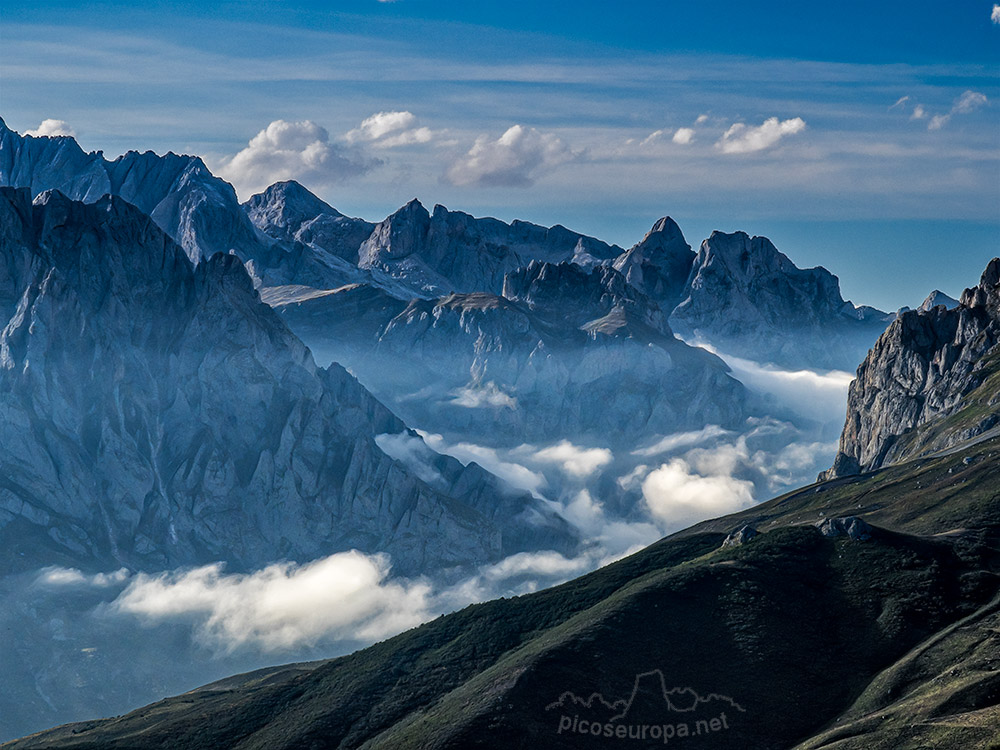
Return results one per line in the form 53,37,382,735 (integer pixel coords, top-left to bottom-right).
823,257,1000,479
244,180,345,231
961,257,1000,310
918,289,960,312
612,214,694,311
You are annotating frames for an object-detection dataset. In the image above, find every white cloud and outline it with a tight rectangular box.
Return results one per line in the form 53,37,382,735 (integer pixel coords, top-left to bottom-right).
928,114,949,131
481,550,590,581
444,124,578,187
921,90,987,131
695,114,710,124
717,116,806,154
215,119,374,198
640,129,667,146
450,381,517,409
992,4,1000,23
953,90,988,114
672,127,695,145
910,104,927,120
345,110,435,148
375,432,443,486
419,431,547,498
686,339,853,424
890,96,911,110
641,457,755,528
532,440,613,478
113,552,431,652
36,567,130,587
632,425,732,458
24,118,75,137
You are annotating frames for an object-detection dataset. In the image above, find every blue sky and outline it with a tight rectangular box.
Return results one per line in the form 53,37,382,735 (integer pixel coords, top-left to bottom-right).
1,0,998,309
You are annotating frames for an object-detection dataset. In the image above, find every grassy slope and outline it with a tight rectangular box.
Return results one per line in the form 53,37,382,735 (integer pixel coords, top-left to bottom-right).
6,434,999,750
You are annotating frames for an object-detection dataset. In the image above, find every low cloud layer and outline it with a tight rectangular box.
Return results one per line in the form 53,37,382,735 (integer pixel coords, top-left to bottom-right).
24,118,75,138
375,431,444,486
444,125,577,187
216,119,375,198
641,457,755,527
450,382,517,409
113,552,432,652
531,440,613,478
717,116,806,154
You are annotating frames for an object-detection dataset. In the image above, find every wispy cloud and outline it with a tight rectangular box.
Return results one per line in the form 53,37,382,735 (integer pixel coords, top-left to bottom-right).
717,116,806,154
444,125,579,187
928,90,988,130
992,4,1000,24
449,382,517,409
215,119,376,199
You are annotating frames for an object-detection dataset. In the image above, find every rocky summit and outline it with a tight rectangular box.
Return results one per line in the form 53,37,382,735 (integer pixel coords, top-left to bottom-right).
671,230,893,370
0,186,573,576
824,258,1000,478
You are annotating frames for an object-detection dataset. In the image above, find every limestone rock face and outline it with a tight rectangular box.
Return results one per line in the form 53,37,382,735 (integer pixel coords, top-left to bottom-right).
0,120,358,292
0,187,573,576
671,230,892,370
270,261,748,447
356,200,623,297
823,258,1000,478
244,180,374,264
612,216,695,313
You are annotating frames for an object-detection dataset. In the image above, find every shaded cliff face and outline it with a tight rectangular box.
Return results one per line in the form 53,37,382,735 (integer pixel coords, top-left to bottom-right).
242,180,374,264
671,230,892,370
356,199,622,297
0,187,573,576
611,216,695,313
268,261,747,447
0,121,359,291
824,258,1000,478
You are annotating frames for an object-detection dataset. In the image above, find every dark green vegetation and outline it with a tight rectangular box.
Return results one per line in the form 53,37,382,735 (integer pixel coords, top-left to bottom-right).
6,433,999,750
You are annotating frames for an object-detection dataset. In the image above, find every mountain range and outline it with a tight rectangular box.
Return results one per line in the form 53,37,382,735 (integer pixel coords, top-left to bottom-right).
8,259,997,749
2,118,991,748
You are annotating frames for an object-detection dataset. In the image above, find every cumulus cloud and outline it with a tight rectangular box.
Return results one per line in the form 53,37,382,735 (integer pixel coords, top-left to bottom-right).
672,127,695,145
993,4,1000,23
717,116,806,154
641,457,755,528
375,432,443,485
215,119,374,198
345,110,435,148
25,118,75,138
450,381,517,409
695,114,710,124
911,104,927,120
113,552,431,652
532,440,613,478
444,125,577,187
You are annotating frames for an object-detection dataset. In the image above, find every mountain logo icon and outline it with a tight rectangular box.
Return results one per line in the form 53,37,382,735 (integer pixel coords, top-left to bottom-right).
546,669,745,743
